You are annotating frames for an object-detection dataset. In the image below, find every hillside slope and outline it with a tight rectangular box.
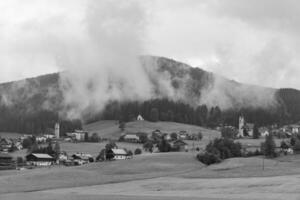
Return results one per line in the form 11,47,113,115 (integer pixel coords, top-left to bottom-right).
1,56,300,134
83,120,220,141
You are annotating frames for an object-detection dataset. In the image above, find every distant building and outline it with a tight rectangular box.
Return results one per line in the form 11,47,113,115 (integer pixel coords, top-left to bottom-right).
67,130,88,141
107,149,129,160
26,153,55,166
172,140,188,152
238,116,254,137
55,123,60,139
124,134,140,143
238,116,245,137
137,114,144,121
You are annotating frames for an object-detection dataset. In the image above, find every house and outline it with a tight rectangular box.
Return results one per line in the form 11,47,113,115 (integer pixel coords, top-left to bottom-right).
0,153,14,170
26,153,55,166
290,124,300,134
72,153,93,165
137,114,144,121
124,134,140,143
67,130,88,141
107,149,129,160
259,127,269,137
178,131,188,140
172,140,188,152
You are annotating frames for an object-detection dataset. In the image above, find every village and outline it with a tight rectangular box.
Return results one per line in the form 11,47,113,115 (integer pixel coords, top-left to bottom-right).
1,114,300,171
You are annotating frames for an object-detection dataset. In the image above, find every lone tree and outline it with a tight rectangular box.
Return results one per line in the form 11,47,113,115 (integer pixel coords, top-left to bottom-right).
143,141,154,152
221,127,237,139
261,134,277,158
252,124,260,139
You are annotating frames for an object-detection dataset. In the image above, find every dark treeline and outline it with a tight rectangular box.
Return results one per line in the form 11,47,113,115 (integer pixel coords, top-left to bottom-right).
90,98,290,128
0,106,82,136
0,88,300,135
91,99,221,127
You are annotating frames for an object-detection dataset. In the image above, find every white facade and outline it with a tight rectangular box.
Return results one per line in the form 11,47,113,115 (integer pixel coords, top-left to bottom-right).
55,123,60,139
137,114,144,121
238,116,245,137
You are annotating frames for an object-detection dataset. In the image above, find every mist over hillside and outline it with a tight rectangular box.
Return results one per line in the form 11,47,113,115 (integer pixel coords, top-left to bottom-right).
0,56,299,134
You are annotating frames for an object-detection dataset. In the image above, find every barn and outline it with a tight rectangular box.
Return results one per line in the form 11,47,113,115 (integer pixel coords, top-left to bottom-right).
26,153,55,166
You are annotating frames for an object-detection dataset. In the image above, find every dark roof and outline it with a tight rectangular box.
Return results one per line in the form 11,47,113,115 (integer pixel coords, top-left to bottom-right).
173,140,187,146
0,153,13,159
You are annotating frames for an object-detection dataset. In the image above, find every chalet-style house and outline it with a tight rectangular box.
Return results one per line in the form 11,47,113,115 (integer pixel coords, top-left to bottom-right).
124,134,140,143
72,153,93,165
66,130,88,141
26,153,55,166
172,140,188,152
106,149,129,160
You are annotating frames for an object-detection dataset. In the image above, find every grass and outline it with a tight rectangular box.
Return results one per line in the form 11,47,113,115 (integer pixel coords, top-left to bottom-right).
83,120,220,141
1,153,300,200
0,152,201,194
60,141,143,156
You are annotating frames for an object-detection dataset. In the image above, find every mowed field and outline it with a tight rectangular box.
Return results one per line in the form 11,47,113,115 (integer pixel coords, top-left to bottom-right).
1,153,300,200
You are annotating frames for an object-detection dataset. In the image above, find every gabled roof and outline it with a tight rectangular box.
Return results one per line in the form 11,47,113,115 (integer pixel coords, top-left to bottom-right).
31,153,53,159
173,140,187,146
111,149,127,155
0,153,12,159
124,134,139,140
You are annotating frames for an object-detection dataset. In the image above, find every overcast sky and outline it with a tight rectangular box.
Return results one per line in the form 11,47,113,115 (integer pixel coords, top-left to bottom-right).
0,0,300,89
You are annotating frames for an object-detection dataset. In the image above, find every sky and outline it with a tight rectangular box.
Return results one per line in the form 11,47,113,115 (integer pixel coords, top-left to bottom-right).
0,0,300,89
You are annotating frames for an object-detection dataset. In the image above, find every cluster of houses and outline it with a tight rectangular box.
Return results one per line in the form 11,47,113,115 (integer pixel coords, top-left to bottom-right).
223,116,300,139
0,137,23,153
121,129,193,152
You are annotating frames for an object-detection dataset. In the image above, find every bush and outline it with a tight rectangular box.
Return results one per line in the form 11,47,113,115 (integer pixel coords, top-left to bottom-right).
134,148,142,155
261,134,277,158
197,152,221,165
206,138,242,159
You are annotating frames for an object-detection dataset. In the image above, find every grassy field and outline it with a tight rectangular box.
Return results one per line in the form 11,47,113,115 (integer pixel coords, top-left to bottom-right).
1,154,300,200
60,141,143,156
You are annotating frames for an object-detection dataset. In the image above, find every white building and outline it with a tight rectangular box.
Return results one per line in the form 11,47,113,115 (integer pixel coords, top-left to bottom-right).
55,123,60,139
111,149,128,160
137,114,144,121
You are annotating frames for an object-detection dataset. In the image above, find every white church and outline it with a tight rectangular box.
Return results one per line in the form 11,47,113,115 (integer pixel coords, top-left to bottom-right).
238,116,254,137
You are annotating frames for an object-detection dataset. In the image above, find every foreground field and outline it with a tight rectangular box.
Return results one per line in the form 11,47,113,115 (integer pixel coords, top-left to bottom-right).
1,153,300,200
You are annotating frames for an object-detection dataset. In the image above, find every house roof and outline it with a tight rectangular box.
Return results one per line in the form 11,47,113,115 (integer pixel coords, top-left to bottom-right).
111,149,127,155
124,134,139,140
31,153,54,159
173,140,187,146
0,153,13,159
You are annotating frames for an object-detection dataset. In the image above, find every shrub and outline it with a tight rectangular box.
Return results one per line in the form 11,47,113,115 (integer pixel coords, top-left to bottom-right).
134,148,142,155
197,152,221,165
261,134,277,158
206,138,242,159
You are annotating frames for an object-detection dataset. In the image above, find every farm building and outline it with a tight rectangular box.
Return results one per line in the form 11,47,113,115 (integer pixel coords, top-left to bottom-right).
72,153,93,165
107,149,129,160
124,134,140,143
172,140,188,152
0,153,14,170
26,153,55,166
67,130,88,141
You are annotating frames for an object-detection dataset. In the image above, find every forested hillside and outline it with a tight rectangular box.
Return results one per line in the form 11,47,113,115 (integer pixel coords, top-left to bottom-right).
0,56,300,135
